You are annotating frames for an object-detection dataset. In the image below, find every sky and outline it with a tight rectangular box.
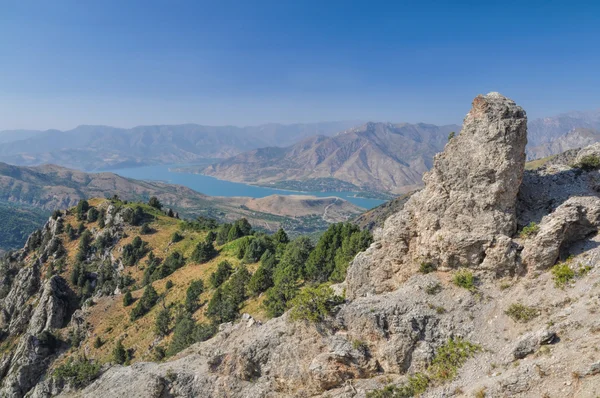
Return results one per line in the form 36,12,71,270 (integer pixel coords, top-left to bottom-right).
0,0,599,130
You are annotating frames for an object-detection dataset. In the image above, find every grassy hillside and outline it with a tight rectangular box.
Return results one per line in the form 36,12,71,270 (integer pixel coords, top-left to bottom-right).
29,198,371,372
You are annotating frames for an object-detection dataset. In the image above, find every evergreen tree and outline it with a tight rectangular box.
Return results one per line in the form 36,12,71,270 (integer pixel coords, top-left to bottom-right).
130,284,159,320
227,223,243,242
273,228,289,245
209,260,233,288
167,314,215,356
122,291,134,306
76,230,93,262
148,196,162,210
215,224,232,245
190,241,217,263
184,279,205,313
155,305,171,337
205,230,217,243
76,200,90,221
87,207,99,222
112,340,127,364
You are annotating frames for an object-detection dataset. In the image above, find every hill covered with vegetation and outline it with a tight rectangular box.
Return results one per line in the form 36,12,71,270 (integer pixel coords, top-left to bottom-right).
0,195,372,394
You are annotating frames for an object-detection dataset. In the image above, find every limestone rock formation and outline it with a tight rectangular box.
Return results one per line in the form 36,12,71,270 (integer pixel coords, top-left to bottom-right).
347,92,528,298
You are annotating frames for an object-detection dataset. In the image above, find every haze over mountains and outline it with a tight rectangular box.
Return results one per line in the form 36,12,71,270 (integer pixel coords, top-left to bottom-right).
0,122,360,171
0,108,599,196
200,122,459,195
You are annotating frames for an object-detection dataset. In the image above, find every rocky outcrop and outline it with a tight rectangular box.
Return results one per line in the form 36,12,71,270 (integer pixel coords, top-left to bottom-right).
522,196,600,269
346,92,528,298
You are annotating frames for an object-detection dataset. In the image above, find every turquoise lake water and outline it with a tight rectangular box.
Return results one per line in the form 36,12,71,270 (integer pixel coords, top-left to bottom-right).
107,164,385,210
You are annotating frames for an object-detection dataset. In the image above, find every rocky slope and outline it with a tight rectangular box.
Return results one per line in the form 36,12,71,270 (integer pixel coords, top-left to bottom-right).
0,122,360,171
198,122,459,195
4,93,600,397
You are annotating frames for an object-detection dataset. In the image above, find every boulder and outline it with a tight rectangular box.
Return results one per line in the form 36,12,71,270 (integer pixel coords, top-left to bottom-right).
521,196,600,269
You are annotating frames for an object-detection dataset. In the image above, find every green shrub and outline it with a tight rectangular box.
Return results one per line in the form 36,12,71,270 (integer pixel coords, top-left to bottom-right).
148,196,162,210
519,222,539,238
575,154,600,171
551,262,575,288
452,269,475,291
171,232,184,243
53,358,101,389
165,280,174,290
112,340,132,365
206,266,251,323
425,282,442,295
505,303,538,323
366,373,429,398
289,285,344,323
419,262,437,274
76,200,90,221
184,279,205,313
190,241,217,263
122,237,149,266
130,285,159,321
122,291,134,306
210,261,233,288
167,314,215,356
155,306,171,337
448,131,455,141
428,338,481,380
140,223,152,235
93,336,103,348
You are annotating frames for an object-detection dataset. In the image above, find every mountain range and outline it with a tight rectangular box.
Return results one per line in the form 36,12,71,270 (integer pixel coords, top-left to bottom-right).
1,108,600,197
0,122,360,171
198,122,459,195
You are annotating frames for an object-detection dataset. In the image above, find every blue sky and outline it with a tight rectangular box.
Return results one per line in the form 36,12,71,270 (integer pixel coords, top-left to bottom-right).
0,0,599,130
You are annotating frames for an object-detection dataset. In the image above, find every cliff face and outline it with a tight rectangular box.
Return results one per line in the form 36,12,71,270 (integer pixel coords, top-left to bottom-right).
5,93,600,398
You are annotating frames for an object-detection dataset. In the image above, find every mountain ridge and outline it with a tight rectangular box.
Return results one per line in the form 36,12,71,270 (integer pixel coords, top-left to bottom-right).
198,121,460,195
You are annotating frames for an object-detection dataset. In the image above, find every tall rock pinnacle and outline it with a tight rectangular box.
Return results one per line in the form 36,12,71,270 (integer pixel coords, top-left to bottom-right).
346,92,528,298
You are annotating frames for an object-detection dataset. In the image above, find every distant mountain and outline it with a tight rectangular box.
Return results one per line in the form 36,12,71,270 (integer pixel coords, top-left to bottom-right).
526,109,600,159
198,122,459,195
527,127,600,160
0,122,361,171
0,129,42,144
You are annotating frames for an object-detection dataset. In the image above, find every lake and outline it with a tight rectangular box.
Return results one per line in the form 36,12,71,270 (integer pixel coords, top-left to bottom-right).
107,164,385,209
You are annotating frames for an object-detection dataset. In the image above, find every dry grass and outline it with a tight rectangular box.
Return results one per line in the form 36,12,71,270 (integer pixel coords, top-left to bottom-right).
52,198,266,366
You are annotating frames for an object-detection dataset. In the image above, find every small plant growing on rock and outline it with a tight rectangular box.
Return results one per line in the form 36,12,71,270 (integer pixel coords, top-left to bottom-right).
505,303,538,323
425,282,442,295
575,154,600,171
453,269,475,291
352,339,368,353
53,357,101,389
519,222,539,238
289,285,344,323
428,337,481,380
419,262,437,274
551,262,575,288
366,373,429,398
